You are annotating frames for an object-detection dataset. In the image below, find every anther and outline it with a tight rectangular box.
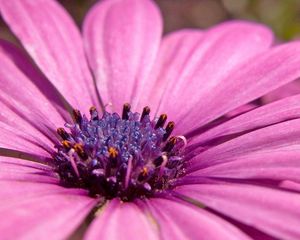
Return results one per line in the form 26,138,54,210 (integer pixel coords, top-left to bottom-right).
163,121,175,141
122,103,131,120
57,127,70,140
73,109,82,124
89,106,99,120
153,155,164,167
163,136,177,152
138,167,148,182
62,140,72,150
74,143,88,160
108,147,118,159
155,114,167,129
140,106,150,121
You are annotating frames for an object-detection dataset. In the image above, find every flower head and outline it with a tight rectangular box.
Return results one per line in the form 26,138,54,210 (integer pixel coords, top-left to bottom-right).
1,0,300,239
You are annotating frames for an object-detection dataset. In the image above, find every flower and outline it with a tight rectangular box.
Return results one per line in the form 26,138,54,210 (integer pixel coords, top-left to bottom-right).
1,0,300,239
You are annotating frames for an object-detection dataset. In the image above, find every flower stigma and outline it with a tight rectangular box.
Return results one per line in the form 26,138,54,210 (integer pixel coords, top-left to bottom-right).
53,104,187,201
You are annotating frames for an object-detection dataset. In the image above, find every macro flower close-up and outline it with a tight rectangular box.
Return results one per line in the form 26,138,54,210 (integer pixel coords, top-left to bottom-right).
1,0,300,239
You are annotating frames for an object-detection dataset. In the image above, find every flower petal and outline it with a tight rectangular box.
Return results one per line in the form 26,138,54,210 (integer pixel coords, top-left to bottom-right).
83,0,162,112
178,41,300,134
0,0,98,112
189,118,300,171
0,41,69,156
152,21,273,124
0,189,96,240
0,157,56,182
136,29,204,114
146,198,251,240
84,199,159,240
176,183,300,240
190,151,300,183
0,157,96,240
263,79,300,103
189,94,300,145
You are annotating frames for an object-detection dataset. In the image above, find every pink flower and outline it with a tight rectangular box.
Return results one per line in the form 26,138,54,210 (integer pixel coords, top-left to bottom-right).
1,0,300,239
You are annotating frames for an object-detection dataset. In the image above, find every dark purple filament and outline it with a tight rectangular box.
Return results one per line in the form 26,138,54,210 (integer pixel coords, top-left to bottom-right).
53,104,186,201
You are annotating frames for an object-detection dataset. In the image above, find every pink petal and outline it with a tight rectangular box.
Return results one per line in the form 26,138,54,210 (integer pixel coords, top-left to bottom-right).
0,41,68,156
0,40,71,121
263,79,300,103
83,0,162,112
189,119,300,171
153,21,273,125
0,189,96,240
0,157,56,182
136,29,204,114
84,199,158,240
190,151,300,182
177,41,300,135
0,0,98,112
146,198,251,240
176,183,300,240
189,94,300,145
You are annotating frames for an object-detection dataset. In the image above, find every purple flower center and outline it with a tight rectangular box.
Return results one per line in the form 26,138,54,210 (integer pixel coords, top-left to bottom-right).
53,104,186,201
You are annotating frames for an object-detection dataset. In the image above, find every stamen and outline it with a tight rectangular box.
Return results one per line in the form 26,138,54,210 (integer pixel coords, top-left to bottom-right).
122,103,131,120
89,106,99,120
57,127,70,140
155,114,167,129
124,156,133,189
54,105,185,201
141,106,150,121
68,149,80,177
163,136,177,152
163,121,175,141
62,140,72,150
74,143,88,160
73,109,82,124
159,155,168,176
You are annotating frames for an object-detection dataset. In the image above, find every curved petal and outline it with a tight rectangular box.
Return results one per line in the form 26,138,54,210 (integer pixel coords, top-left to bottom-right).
0,41,68,156
0,0,98,112
0,157,56,182
83,0,162,112
190,151,300,183
136,29,204,115
0,157,97,240
263,79,300,103
189,118,300,171
146,198,251,240
176,183,300,240
189,94,300,145
178,41,300,135
84,199,159,240
151,21,273,124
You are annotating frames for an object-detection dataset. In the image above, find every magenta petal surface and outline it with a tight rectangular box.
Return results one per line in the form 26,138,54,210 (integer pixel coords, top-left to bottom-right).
147,198,251,240
0,41,69,155
263,79,300,103
83,0,162,112
189,119,300,171
176,183,300,240
0,191,96,240
190,151,300,182
84,199,158,240
0,157,56,182
178,41,300,134
154,21,273,124
0,158,97,240
190,94,300,144
0,0,97,112
136,29,204,113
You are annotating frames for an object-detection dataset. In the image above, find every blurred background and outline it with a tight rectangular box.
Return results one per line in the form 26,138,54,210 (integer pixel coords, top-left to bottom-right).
1,0,300,42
